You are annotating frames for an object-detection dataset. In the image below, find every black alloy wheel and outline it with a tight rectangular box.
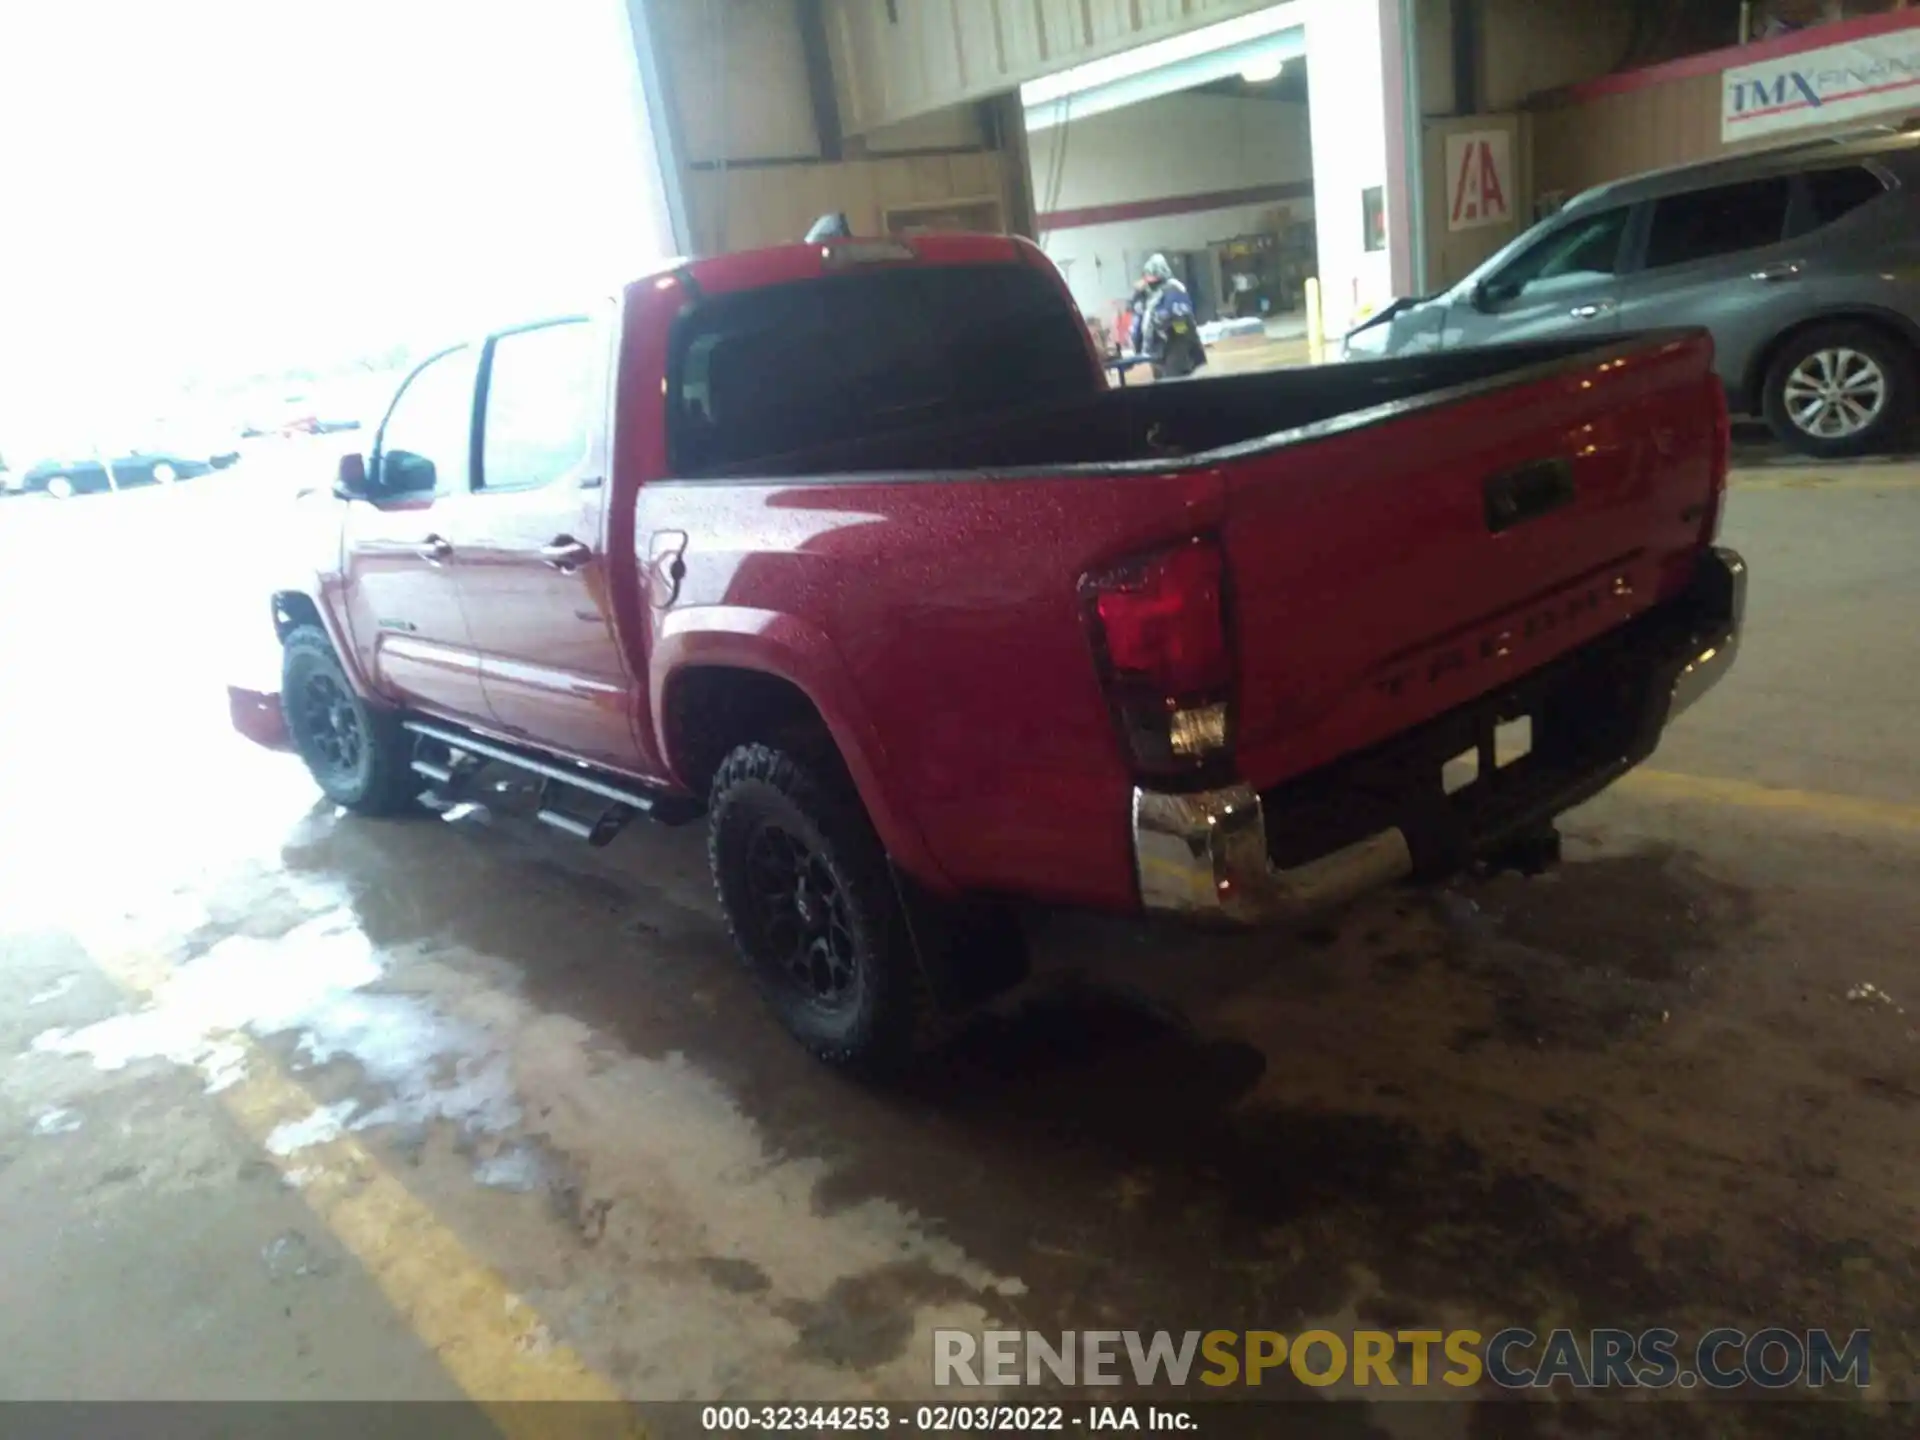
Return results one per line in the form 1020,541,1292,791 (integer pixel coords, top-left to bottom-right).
742,821,863,1013
279,625,418,814
293,669,365,784
707,743,935,1070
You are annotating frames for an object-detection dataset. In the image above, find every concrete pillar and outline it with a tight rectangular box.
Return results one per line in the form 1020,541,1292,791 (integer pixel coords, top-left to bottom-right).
983,94,1040,239
1305,0,1421,336
617,0,694,258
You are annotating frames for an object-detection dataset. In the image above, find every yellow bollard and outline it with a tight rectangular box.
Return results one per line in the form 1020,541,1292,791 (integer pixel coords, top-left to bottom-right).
1305,277,1326,365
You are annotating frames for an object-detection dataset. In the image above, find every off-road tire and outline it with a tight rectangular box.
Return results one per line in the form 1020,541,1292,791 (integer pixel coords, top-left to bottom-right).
280,625,418,815
1763,321,1915,459
708,744,935,1072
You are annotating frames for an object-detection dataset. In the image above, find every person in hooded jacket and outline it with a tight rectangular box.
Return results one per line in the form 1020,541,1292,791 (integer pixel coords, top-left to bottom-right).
1128,254,1208,380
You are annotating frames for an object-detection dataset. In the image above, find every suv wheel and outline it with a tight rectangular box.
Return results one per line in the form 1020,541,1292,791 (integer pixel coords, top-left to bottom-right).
1763,323,1914,458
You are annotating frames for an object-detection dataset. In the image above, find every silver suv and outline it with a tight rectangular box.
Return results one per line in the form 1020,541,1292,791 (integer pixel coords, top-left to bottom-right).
1347,130,1920,457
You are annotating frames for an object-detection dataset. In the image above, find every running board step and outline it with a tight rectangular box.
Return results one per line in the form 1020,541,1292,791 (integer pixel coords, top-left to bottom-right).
411,759,456,786
535,803,636,848
401,720,701,827
536,808,596,841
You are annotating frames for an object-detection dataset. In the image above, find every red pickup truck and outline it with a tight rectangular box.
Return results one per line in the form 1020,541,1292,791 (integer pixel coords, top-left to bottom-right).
231,232,1745,1070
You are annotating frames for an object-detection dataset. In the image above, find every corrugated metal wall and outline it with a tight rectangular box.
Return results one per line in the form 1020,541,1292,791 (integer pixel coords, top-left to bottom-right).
647,0,1019,254
825,0,1285,132
657,0,822,163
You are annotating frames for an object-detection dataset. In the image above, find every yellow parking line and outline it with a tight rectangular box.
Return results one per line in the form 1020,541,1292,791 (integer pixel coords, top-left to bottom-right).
85,947,638,1436
1623,769,1920,833
1731,470,1920,492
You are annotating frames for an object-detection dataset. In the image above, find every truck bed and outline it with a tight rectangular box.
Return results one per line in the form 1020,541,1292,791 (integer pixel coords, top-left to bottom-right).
650,327,1727,909
694,333,1696,479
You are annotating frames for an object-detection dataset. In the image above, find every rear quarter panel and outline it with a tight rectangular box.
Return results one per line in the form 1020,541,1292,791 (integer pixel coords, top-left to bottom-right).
634,470,1225,910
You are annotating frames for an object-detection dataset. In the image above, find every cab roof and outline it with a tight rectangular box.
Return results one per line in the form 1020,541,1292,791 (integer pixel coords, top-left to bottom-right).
633,232,1041,300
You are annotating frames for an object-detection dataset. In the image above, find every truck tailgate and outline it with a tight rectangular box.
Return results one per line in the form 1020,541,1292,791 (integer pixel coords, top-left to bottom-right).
1224,333,1724,791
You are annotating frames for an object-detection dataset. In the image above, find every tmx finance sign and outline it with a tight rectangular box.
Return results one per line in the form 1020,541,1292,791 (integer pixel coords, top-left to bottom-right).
1722,24,1920,142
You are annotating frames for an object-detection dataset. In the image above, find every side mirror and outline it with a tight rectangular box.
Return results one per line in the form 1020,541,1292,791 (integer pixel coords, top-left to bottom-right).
1475,278,1517,312
378,450,437,494
334,452,370,499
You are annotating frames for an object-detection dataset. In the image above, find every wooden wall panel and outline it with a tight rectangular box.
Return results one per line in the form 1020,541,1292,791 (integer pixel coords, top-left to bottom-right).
1422,112,1534,288
1528,64,1884,204
1480,0,1639,111
686,153,1009,254
1532,73,1722,200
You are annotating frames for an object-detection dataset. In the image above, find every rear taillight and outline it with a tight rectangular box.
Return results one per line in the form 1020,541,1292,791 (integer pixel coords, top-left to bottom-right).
1080,536,1234,777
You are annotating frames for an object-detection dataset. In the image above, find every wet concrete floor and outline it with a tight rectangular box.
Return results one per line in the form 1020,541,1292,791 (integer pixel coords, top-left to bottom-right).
1,456,1916,1433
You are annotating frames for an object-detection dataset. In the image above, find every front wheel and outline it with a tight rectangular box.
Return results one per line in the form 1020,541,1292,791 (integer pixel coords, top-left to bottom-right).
1763,323,1915,458
280,625,418,814
708,744,933,1072
43,474,75,500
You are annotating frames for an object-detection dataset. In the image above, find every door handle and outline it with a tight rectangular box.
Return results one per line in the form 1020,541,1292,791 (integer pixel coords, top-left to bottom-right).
1569,301,1616,321
540,537,593,572
1752,261,1804,283
417,534,453,563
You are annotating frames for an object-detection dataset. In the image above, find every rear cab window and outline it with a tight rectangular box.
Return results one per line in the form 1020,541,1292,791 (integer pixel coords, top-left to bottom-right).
668,263,1098,475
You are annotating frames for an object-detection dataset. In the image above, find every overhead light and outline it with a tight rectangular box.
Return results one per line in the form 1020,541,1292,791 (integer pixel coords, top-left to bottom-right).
1239,56,1285,84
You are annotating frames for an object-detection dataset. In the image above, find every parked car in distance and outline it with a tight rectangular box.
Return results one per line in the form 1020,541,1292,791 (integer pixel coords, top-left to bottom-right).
239,397,363,440
1345,130,1920,457
230,232,1740,1073
11,449,231,499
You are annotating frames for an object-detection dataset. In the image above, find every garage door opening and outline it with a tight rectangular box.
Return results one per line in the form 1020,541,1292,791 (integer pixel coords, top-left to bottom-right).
1022,3,1318,379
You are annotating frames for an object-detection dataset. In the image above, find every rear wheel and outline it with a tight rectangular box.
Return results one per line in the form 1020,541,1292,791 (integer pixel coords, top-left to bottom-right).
708,743,933,1072
1763,323,1914,458
43,475,75,500
281,625,418,814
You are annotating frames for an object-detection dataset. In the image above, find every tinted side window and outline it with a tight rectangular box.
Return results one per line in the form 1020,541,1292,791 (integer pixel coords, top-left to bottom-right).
1803,165,1887,227
481,320,596,492
379,347,475,495
1493,208,1632,298
669,264,1099,474
1644,177,1790,270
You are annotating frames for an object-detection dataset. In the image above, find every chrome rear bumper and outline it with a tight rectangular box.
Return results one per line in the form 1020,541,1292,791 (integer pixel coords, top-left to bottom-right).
1668,546,1745,720
1135,787,1414,923
1133,546,1746,924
